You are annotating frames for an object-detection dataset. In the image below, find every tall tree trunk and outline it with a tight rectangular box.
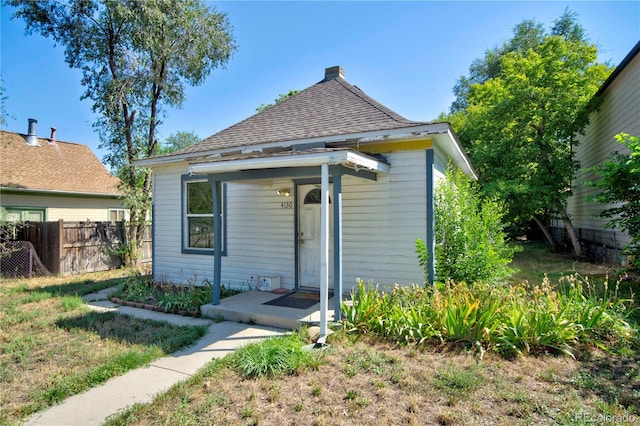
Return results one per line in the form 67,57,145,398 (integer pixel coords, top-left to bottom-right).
556,204,582,257
532,215,559,251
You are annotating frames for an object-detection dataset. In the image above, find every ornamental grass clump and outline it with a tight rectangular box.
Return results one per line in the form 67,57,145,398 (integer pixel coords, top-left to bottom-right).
558,274,636,344
435,282,503,346
342,276,636,358
231,334,323,379
496,279,581,357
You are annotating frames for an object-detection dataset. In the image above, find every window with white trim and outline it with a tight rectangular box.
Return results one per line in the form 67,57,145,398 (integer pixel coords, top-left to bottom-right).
109,209,126,222
183,178,225,254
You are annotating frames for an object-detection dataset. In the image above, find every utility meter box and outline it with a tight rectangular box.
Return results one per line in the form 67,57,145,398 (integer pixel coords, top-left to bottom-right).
258,276,280,292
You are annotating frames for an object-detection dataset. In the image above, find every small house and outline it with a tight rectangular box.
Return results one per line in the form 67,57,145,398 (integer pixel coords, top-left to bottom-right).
1,119,125,222
1,120,129,276
138,66,476,311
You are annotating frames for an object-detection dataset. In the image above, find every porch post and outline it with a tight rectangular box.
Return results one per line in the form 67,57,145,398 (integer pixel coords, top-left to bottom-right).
426,150,435,284
332,171,343,320
210,178,222,305
319,163,330,343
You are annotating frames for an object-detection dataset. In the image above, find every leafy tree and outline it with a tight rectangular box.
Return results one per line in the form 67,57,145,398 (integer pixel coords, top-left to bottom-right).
586,133,640,269
156,131,200,155
9,0,236,265
417,168,516,285
449,9,585,115
444,11,611,256
256,90,300,112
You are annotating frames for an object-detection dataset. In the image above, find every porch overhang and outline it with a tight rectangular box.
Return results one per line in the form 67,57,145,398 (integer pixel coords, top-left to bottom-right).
187,149,389,176
201,149,386,341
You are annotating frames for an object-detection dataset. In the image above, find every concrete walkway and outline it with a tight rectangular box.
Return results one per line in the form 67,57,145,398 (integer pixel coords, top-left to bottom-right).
23,288,285,426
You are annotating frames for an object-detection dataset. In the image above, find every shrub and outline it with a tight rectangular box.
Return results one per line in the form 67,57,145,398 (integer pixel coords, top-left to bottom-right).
119,273,155,302
420,167,516,285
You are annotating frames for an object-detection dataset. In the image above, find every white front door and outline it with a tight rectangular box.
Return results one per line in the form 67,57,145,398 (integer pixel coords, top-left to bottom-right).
298,184,333,289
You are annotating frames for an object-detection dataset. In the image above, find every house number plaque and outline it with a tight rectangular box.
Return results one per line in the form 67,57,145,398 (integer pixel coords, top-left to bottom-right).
280,202,293,209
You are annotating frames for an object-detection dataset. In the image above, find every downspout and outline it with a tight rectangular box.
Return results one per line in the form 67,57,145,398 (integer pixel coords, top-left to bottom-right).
426,149,436,284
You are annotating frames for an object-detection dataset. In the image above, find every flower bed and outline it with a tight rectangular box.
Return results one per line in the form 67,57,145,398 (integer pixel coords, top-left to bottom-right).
110,274,242,317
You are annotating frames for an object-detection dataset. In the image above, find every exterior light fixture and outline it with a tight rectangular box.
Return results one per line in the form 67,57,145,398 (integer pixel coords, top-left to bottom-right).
277,188,291,197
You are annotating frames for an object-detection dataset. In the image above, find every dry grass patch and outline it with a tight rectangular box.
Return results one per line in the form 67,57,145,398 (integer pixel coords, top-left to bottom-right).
106,334,639,426
106,243,639,425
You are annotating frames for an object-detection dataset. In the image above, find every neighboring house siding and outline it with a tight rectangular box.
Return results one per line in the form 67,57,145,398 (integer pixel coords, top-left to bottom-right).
1,193,125,222
151,150,433,291
564,51,640,251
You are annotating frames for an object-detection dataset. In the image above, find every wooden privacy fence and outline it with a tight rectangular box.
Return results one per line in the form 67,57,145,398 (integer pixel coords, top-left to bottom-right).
16,220,151,276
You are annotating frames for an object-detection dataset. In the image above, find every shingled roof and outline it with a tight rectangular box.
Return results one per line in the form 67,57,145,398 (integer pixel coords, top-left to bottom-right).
179,66,428,155
0,130,121,195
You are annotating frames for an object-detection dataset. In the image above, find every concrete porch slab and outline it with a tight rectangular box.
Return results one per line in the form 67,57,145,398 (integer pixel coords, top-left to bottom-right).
201,290,339,330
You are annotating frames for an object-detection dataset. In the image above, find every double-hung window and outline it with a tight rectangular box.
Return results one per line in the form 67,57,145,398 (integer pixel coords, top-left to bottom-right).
182,176,226,255
109,209,126,222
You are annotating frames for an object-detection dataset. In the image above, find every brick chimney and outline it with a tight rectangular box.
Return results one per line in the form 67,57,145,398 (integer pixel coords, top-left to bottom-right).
324,66,345,80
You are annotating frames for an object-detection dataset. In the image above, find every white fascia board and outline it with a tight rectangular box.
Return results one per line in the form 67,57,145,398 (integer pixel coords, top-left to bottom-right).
136,153,193,167
188,151,387,175
432,128,477,180
346,151,389,173
446,128,477,180
137,123,449,168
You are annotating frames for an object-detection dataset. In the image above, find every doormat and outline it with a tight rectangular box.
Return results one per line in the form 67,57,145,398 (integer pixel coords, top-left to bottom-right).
263,291,325,310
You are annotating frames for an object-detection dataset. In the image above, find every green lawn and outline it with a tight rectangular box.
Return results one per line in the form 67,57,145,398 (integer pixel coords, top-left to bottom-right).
510,242,617,283
0,269,207,425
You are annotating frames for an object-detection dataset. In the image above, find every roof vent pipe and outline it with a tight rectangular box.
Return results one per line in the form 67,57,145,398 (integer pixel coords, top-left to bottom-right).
49,127,57,144
25,118,40,146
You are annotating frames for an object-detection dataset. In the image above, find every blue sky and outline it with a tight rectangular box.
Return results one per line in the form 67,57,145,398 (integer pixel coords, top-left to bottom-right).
1,1,639,167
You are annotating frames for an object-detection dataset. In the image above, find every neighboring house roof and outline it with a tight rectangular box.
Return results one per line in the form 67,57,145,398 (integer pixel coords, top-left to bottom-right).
596,41,640,96
179,66,427,155
0,129,121,196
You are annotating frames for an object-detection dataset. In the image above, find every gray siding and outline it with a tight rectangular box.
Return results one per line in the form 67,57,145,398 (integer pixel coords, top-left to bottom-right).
342,151,427,287
151,150,431,291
